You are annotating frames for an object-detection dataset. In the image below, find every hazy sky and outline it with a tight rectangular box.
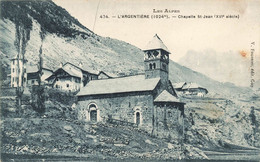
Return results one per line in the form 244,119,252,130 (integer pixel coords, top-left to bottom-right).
54,0,259,60
53,0,259,86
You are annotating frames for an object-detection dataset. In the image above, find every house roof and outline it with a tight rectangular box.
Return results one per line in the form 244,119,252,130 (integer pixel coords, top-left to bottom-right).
182,82,207,90
45,75,56,83
10,56,28,62
63,62,99,75
61,67,81,78
27,72,38,80
98,71,113,78
143,34,170,53
42,67,53,72
77,74,160,96
45,67,81,81
26,65,38,73
26,64,53,73
172,82,186,89
154,90,180,103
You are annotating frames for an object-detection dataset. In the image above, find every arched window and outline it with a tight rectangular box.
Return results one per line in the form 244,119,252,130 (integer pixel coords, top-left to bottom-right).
89,104,96,109
153,63,156,69
134,109,142,126
88,103,98,122
149,63,153,69
162,63,166,70
136,112,140,126
90,110,97,122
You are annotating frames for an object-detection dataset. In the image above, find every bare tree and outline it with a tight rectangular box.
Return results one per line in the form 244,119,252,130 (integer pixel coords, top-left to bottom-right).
14,16,31,115
33,29,46,114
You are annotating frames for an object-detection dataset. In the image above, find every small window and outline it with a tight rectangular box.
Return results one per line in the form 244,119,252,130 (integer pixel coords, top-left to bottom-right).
154,50,159,57
12,68,15,72
147,52,152,58
56,85,58,88
162,64,166,70
153,63,156,69
149,63,153,69
57,78,59,81
136,112,140,126
67,84,69,87
32,80,35,84
168,111,172,117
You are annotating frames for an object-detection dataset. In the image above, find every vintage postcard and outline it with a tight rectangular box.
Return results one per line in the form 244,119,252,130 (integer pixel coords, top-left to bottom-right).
0,0,260,161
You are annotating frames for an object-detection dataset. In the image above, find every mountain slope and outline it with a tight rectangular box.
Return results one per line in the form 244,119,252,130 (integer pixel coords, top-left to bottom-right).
179,49,260,87
0,0,252,97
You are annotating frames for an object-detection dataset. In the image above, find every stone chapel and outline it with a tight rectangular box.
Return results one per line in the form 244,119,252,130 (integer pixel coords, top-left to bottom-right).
76,34,185,138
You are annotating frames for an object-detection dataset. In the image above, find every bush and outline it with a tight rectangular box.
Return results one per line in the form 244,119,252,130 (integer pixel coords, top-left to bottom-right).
45,88,77,106
30,85,46,114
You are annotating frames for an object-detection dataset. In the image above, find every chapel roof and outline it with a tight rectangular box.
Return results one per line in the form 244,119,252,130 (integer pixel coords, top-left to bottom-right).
77,74,160,96
154,90,181,103
143,34,170,53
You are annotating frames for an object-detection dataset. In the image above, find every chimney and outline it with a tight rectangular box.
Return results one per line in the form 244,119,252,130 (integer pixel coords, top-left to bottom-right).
79,62,83,68
59,62,63,68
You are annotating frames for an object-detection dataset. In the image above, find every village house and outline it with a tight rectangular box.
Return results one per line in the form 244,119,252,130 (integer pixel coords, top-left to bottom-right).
10,57,53,87
10,57,27,87
182,82,208,97
11,55,112,92
173,82,208,97
76,34,185,138
26,66,53,86
45,62,108,92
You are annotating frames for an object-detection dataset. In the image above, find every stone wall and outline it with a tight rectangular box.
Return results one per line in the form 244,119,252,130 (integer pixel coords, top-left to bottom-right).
77,92,154,132
77,89,184,138
154,102,184,139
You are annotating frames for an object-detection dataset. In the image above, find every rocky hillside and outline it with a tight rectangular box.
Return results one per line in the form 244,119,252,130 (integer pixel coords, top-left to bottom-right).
1,117,207,160
1,87,259,160
0,0,252,97
0,89,206,161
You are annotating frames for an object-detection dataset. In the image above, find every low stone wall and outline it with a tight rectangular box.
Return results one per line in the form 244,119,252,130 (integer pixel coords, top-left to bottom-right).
0,87,16,97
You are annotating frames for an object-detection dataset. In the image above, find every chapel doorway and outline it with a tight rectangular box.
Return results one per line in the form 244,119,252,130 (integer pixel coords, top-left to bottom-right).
90,110,97,122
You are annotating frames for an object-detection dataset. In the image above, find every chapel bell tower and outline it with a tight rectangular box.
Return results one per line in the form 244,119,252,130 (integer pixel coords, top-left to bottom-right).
143,34,170,84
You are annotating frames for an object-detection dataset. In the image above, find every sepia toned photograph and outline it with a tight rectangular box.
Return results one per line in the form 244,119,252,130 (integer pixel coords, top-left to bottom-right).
0,0,260,161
